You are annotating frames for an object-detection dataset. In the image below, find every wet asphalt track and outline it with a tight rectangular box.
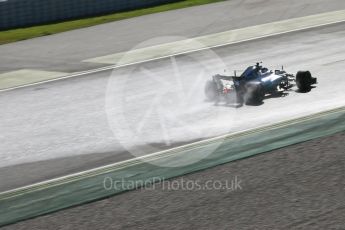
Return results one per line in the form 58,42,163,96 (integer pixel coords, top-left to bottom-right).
1,23,345,191
2,132,344,229
1,2,345,229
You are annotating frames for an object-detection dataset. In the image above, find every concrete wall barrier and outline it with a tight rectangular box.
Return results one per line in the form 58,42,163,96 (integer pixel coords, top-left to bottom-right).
0,0,180,30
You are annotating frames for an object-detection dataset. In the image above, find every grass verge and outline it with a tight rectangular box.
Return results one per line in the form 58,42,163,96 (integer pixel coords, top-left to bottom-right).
0,0,225,45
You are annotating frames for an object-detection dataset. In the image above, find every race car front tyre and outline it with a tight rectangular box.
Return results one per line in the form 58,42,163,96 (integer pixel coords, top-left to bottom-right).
205,80,219,101
296,71,316,92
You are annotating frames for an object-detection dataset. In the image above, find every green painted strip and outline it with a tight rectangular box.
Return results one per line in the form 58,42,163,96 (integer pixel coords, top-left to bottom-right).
0,106,344,227
0,69,69,90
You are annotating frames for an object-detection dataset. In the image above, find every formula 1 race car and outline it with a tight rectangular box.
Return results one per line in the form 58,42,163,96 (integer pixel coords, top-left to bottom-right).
205,62,317,105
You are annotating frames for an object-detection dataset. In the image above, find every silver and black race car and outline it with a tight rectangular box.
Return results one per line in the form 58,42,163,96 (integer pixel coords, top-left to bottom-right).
205,62,317,106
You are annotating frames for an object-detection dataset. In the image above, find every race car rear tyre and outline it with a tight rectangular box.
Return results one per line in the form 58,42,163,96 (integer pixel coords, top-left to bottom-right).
296,71,315,91
205,80,218,101
244,83,264,105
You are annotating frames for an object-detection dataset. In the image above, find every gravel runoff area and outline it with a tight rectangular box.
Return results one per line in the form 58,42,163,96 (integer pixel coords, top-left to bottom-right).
2,131,344,230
